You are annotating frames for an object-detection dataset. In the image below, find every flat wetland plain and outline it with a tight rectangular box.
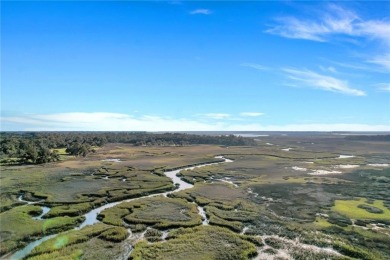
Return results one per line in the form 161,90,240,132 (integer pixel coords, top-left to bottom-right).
1,134,390,259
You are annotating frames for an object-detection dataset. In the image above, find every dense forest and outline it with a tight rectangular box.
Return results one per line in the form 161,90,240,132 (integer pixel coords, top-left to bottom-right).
0,132,255,164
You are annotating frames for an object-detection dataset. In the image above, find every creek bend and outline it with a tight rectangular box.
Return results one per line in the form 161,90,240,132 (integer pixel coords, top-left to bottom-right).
10,156,232,259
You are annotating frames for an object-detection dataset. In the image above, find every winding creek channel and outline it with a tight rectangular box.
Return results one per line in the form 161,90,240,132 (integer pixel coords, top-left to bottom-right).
10,156,233,259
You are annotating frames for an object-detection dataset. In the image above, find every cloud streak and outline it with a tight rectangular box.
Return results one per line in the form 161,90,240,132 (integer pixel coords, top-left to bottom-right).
377,83,390,92
283,68,365,96
190,9,212,15
241,63,268,71
368,53,390,71
2,112,389,131
240,112,264,117
2,113,219,131
202,113,231,119
266,4,390,45
266,4,390,71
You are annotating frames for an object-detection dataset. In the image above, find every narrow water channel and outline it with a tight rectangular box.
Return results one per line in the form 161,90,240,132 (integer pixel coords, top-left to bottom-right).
10,156,232,259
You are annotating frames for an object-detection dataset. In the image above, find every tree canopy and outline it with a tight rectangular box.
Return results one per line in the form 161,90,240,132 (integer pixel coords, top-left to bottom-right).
0,132,255,165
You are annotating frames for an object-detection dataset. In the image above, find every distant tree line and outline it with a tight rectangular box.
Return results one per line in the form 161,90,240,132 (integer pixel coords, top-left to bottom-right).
0,132,255,164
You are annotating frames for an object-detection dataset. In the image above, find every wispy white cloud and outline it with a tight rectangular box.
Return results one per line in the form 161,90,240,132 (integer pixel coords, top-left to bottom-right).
266,4,390,45
368,53,390,71
283,68,366,96
322,58,388,73
1,113,218,131
319,66,337,73
240,112,264,117
241,63,268,71
267,16,329,42
2,112,389,131
202,113,231,119
190,9,212,15
357,20,390,45
377,83,390,92
265,4,390,72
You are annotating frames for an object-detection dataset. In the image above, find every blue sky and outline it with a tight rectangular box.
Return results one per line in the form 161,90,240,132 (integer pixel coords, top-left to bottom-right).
1,1,390,131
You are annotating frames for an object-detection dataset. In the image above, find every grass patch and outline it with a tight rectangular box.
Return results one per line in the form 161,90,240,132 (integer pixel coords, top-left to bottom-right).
29,223,126,257
333,241,382,259
52,148,71,161
99,226,128,242
204,204,258,232
101,196,202,230
130,225,257,260
0,205,84,255
45,203,93,218
206,205,258,222
0,193,24,212
144,228,163,242
332,198,390,221
344,225,389,240
314,217,333,228
264,237,284,249
208,215,243,232
28,248,84,260
172,183,246,205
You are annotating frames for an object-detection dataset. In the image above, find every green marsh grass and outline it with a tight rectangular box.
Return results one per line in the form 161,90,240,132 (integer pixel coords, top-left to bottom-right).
101,196,202,230
28,223,127,258
332,198,390,221
130,225,257,260
0,205,84,255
